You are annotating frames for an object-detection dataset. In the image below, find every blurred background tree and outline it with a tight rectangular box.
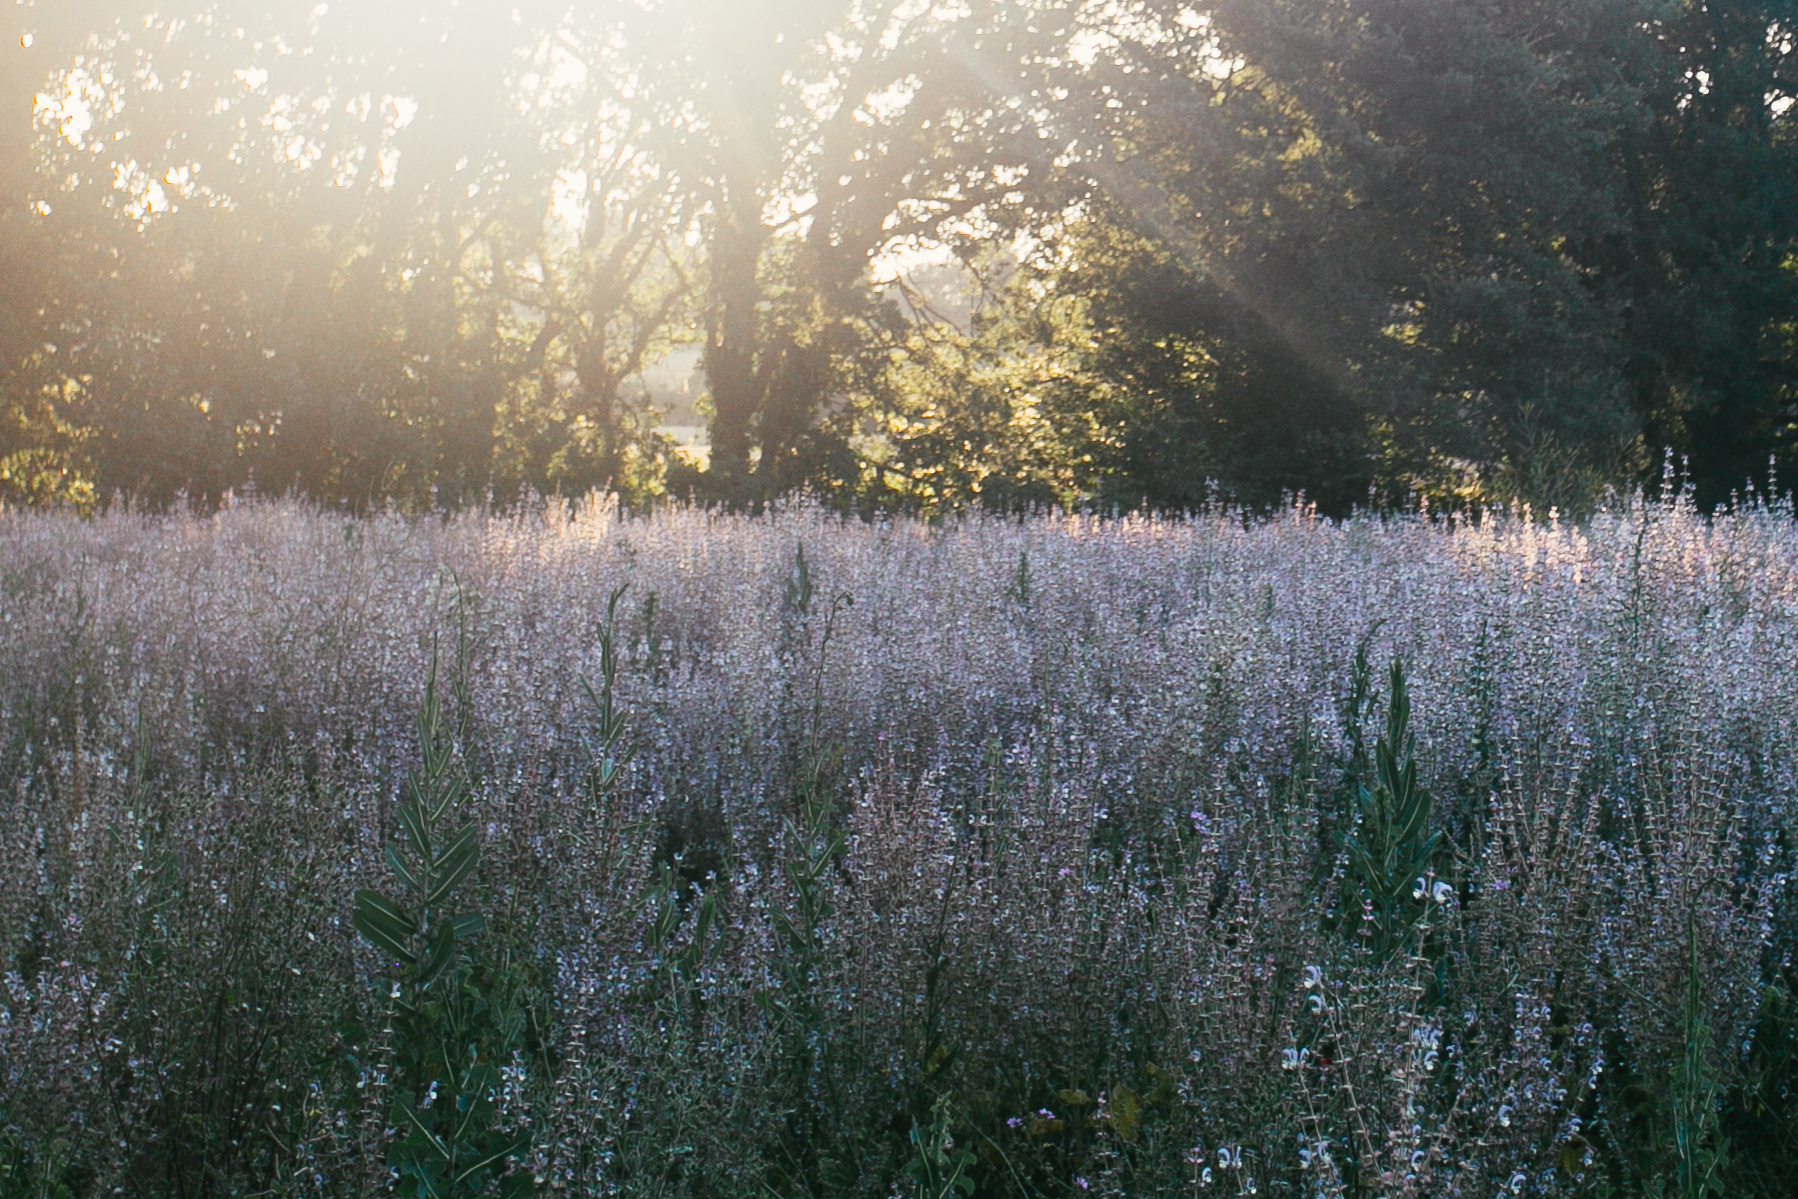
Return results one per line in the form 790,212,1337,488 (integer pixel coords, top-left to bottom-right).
1,0,1793,514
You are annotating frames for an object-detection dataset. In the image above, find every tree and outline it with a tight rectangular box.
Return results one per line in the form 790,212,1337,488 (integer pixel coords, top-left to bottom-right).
595,0,1080,502
1599,0,1798,507
1039,0,1798,510
1,0,125,505
5,0,1794,513
2,1,695,508
1039,0,1652,509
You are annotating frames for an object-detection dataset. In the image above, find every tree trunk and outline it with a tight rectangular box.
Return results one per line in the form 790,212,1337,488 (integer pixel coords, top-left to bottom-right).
704,189,766,488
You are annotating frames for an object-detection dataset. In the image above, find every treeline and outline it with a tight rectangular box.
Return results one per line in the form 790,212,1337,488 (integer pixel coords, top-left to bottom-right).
1,0,1795,515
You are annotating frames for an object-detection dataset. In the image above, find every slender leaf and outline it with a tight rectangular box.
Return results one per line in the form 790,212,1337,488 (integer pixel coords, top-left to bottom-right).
451,1131,532,1186
428,825,480,906
387,844,423,894
400,1103,452,1162
418,919,458,989
354,890,418,963
398,800,432,865
453,1066,497,1143
426,775,467,824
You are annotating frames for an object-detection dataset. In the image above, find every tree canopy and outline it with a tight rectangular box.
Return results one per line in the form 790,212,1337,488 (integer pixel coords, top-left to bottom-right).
3,0,1795,513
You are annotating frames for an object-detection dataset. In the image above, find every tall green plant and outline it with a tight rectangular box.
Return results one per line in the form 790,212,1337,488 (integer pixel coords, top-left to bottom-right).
577,584,635,843
352,666,533,1199
1341,658,1443,958
904,1097,975,1199
760,743,850,1193
1667,894,1731,1199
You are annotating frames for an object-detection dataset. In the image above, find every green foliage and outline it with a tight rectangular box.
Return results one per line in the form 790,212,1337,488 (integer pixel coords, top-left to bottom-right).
784,541,815,621
1728,978,1798,1195
640,860,719,1016
1340,657,1444,958
351,666,534,1199
904,1098,976,1199
1010,549,1032,609
1020,223,1375,514
1666,901,1731,1199
0,1123,70,1199
579,584,635,822
8,0,1794,514
761,743,851,1193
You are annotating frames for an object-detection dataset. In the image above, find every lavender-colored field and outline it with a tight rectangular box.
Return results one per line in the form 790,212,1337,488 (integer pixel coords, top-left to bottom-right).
1,495,1794,1197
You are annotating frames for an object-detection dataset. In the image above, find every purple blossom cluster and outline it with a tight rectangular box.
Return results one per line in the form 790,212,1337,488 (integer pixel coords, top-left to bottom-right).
0,490,1794,1197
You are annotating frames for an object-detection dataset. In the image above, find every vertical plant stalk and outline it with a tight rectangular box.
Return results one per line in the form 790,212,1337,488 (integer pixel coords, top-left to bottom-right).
1341,659,1442,959
904,1096,975,1199
1672,885,1730,1199
577,584,635,863
761,558,852,1191
351,661,533,1199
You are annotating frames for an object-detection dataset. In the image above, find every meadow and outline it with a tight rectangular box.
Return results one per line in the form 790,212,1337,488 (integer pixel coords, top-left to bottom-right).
1,490,1795,1199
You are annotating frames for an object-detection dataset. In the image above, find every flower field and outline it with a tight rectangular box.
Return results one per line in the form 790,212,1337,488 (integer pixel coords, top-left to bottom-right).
1,493,1796,1198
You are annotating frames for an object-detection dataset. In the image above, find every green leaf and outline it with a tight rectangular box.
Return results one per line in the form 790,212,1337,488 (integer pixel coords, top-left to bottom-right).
1394,790,1431,848
1111,1083,1142,1142
1385,660,1410,744
418,919,457,989
356,888,417,933
453,1065,498,1143
428,825,480,906
1377,742,1405,800
386,844,423,894
691,891,716,953
452,1131,532,1187
392,1143,450,1199
425,775,467,825
398,801,432,865
399,1103,451,1162
353,890,417,963
451,911,485,940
